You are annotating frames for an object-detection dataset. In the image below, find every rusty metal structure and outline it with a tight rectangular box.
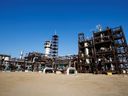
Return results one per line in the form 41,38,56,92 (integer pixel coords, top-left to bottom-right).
51,34,59,59
1,26,128,74
51,34,59,72
0,52,78,73
78,26,128,74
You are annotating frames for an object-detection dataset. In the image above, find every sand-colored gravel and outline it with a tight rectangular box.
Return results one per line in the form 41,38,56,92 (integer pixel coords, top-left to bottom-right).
0,72,128,96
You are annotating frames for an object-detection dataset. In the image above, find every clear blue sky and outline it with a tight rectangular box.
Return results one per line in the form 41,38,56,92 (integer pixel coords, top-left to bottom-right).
0,0,128,58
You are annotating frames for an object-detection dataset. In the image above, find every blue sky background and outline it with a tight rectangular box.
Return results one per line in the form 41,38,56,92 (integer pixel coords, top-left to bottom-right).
0,0,128,58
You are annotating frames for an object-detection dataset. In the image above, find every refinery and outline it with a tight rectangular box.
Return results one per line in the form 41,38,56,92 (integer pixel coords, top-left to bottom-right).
0,26,128,74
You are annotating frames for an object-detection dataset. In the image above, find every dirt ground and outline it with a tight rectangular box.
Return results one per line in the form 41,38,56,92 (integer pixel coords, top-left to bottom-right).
0,72,128,96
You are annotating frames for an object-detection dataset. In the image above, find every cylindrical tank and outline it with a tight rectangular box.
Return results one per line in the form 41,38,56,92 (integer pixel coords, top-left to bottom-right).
44,41,51,57
84,42,89,55
84,42,90,64
4,57,10,61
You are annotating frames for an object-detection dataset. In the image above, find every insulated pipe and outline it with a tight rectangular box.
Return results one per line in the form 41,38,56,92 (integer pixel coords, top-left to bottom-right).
84,42,90,64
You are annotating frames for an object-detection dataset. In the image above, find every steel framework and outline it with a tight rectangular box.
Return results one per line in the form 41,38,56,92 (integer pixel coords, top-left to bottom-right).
78,26,128,74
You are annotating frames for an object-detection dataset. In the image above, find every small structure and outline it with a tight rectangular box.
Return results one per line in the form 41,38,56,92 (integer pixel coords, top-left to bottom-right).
43,67,54,73
67,67,77,75
0,54,11,71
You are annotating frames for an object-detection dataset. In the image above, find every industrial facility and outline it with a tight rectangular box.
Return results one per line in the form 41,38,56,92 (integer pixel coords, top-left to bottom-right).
78,26,128,74
0,34,77,74
0,26,128,74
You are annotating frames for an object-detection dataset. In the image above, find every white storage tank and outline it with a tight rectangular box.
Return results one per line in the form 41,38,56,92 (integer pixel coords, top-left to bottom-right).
84,42,90,64
44,41,51,57
4,57,10,61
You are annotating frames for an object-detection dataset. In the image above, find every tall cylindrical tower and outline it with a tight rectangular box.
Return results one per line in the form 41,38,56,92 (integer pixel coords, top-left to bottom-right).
44,41,51,57
51,35,59,59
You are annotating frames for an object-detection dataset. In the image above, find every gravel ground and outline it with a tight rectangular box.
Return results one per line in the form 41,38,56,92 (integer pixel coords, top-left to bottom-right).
0,72,128,96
